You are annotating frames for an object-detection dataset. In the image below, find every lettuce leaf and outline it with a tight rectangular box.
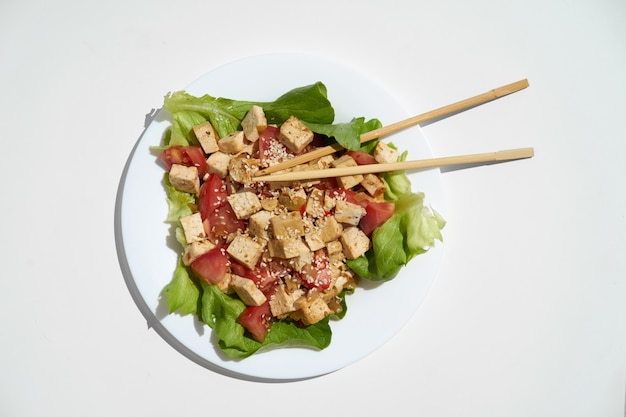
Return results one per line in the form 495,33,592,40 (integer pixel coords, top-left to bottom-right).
305,117,383,151
162,173,194,222
162,82,335,145
199,283,333,359
161,259,201,316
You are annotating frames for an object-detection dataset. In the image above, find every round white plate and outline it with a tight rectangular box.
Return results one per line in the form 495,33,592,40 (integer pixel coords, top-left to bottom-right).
115,53,446,381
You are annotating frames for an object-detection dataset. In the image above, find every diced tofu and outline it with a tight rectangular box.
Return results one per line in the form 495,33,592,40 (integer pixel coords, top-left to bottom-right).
206,151,231,178
226,191,262,220
218,130,246,154
305,188,326,218
334,200,366,226
260,196,278,211
192,121,220,154
230,275,267,306
316,215,343,242
278,115,314,153
278,187,307,211
241,105,267,142
323,190,338,211
270,211,305,239
270,284,305,318
340,227,371,260
326,240,343,255
304,229,326,251
374,141,399,164
248,210,274,239
268,237,310,259
331,155,364,189
226,235,263,269
310,155,335,170
169,164,200,195
360,173,386,197
290,250,313,272
179,212,206,244
295,296,331,325
228,155,259,185
182,239,216,265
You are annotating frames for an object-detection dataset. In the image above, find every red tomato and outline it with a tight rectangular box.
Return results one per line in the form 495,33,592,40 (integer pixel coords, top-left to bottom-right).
159,146,208,178
198,173,228,220
299,250,333,290
230,260,283,294
205,203,244,244
238,301,272,343
360,201,395,235
191,248,229,285
258,126,286,165
347,150,377,165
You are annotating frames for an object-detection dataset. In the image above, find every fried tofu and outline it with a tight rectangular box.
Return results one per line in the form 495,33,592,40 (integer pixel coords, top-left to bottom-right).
278,115,314,153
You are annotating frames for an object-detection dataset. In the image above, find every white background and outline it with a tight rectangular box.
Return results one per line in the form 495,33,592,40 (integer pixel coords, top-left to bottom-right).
1,0,625,416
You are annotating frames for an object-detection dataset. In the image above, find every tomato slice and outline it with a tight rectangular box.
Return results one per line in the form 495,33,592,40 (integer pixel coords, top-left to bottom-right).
159,146,208,178
205,203,244,244
346,150,377,165
360,201,395,235
191,248,229,285
299,250,333,290
238,301,272,343
198,173,228,220
230,260,283,294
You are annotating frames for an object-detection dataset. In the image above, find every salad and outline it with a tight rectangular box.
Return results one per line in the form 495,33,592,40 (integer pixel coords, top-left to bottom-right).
154,82,445,359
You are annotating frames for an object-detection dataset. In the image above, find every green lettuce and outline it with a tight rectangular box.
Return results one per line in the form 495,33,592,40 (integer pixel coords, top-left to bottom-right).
163,82,335,146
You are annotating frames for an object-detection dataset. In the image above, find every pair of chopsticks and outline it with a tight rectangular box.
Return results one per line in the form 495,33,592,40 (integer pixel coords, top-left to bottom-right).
253,79,533,183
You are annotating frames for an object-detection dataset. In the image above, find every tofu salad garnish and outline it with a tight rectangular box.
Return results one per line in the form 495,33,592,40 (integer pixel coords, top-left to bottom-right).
154,82,445,358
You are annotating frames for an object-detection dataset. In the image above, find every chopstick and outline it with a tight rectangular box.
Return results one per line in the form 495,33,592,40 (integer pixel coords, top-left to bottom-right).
254,79,529,176
252,147,534,183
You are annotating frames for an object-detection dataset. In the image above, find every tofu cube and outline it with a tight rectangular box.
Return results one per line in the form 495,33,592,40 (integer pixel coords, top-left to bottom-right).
340,227,371,260
270,284,305,318
169,164,200,195
179,212,206,244
192,121,219,154
230,275,267,306
206,151,231,178
278,115,314,153
304,229,326,252
278,187,307,211
182,239,216,265
374,141,399,164
334,200,366,226
316,215,343,242
295,296,331,325
305,188,326,218
360,173,386,197
218,130,246,154
226,235,263,269
260,196,278,211
268,237,310,259
248,210,274,239
270,211,305,239
241,105,267,142
226,191,262,220
331,155,364,189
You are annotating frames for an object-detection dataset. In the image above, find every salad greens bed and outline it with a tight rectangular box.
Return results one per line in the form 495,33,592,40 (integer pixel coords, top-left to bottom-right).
157,82,445,358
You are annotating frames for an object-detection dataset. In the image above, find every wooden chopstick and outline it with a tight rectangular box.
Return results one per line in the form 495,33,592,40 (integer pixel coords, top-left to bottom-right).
253,147,534,183
254,79,529,176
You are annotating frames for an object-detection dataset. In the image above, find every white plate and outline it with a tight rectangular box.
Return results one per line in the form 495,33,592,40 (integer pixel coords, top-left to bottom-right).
115,53,446,381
